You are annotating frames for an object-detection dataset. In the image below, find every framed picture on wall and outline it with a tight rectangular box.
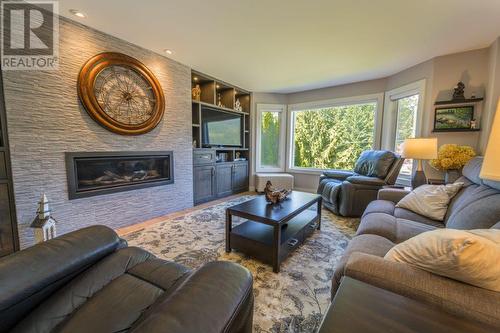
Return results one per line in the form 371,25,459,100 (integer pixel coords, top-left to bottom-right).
433,106,474,131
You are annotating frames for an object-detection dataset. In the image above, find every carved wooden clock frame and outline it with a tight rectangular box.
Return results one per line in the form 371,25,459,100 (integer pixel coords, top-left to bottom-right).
78,52,165,135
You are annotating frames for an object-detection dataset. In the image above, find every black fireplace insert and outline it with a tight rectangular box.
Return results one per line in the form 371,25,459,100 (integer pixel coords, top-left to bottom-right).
65,151,174,199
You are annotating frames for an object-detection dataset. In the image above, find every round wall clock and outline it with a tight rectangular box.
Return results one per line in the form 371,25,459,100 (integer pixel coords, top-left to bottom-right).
78,52,165,135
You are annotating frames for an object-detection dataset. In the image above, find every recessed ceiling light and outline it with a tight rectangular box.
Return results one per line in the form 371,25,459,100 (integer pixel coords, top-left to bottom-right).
69,9,86,18
164,49,173,55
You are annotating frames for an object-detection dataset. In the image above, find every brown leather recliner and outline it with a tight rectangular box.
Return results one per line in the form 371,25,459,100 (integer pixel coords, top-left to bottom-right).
317,150,404,217
0,226,254,333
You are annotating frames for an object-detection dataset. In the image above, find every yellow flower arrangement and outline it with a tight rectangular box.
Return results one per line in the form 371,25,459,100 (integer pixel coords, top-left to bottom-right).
430,144,476,171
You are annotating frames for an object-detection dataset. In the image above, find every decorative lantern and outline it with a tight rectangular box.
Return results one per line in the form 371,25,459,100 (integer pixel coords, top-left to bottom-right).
30,193,57,243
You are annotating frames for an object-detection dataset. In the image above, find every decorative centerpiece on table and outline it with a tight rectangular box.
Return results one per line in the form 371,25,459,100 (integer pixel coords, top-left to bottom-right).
264,181,292,204
430,144,476,183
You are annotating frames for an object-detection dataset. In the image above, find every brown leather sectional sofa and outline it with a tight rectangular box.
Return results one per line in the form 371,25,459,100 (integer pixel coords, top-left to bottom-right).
0,226,253,333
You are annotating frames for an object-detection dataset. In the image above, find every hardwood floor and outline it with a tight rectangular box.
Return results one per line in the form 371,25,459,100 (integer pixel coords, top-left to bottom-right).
116,191,255,236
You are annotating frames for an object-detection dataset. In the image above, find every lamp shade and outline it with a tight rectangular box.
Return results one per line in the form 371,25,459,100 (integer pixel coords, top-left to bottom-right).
401,138,438,160
480,98,500,181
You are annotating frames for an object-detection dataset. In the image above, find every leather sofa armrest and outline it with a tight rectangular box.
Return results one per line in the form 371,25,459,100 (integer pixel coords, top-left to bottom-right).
345,175,385,187
377,188,410,203
0,225,121,332
322,170,355,180
343,253,500,327
131,261,254,333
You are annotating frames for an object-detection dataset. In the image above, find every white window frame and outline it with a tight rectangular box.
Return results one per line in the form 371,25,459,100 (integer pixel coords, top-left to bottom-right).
382,79,426,185
286,93,384,174
255,104,287,172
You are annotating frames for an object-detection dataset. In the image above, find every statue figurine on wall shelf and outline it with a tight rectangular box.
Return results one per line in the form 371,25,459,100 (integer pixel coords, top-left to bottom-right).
264,181,292,204
470,119,477,129
192,84,201,101
452,81,465,100
217,93,225,108
234,98,242,112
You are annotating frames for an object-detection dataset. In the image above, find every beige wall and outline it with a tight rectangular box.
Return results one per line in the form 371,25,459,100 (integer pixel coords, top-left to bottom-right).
252,42,500,192
287,78,387,105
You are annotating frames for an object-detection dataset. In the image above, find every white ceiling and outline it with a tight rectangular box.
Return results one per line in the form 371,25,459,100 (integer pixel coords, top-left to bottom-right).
59,0,500,93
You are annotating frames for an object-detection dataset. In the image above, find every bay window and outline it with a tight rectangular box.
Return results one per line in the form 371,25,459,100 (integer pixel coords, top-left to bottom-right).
383,79,426,185
288,95,383,172
256,104,286,172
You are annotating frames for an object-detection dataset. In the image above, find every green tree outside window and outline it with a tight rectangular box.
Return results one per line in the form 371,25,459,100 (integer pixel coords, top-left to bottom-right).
293,103,376,170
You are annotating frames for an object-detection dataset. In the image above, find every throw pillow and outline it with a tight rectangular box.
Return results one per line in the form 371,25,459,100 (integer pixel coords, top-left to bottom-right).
396,183,463,221
384,229,500,291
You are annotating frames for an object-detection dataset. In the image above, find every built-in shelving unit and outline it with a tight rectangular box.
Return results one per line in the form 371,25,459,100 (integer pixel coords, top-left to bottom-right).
432,128,481,133
191,70,251,205
434,97,484,106
191,70,251,154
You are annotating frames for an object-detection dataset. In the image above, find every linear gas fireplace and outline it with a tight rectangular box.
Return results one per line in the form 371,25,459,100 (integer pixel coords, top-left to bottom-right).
65,151,174,199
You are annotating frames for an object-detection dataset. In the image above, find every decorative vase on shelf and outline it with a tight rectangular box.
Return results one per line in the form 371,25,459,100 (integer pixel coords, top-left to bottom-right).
444,169,461,184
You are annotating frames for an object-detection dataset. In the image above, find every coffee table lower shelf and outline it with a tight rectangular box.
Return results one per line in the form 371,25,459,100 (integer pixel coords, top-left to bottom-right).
229,210,318,272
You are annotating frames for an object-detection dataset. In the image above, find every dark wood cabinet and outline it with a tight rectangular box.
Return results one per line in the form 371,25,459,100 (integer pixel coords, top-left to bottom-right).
193,149,249,205
193,165,216,204
232,162,249,192
216,164,233,198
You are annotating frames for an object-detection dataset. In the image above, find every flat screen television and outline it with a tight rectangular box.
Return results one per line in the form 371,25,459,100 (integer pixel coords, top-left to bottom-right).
202,108,242,147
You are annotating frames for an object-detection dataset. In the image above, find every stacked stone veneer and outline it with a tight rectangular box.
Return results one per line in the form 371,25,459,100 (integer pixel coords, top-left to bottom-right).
2,17,193,248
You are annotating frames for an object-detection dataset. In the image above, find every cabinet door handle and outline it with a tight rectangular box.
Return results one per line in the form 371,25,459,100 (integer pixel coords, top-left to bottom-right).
309,222,318,229
287,238,299,248
211,167,215,176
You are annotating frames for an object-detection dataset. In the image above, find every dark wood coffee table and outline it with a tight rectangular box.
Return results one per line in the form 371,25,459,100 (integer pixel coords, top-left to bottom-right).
225,191,322,273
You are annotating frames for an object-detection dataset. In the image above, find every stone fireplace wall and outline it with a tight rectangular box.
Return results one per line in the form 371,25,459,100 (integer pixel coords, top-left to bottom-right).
2,17,193,248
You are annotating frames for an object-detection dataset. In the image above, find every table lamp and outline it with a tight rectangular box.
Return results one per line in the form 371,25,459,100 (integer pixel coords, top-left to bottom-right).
401,138,438,188
480,98,500,181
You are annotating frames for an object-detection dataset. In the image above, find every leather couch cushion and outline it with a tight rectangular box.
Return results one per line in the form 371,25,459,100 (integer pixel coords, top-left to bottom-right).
0,225,121,332
345,175,386,186
362,200,396,218
394,208,444,228
356,213,397,242
354,150,396,178
462,156,483,185
356,212,440,243
483,179,500,191
130,261,254,333
445,184,500,229
332,234,395,295
322,170,354,180
12,247,190,333
318,178,342,214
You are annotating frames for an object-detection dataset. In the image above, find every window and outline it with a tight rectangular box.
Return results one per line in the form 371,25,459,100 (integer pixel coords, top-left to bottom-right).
394,94,419,176
382,79,426,185
256,104,286,172
288,95,383,172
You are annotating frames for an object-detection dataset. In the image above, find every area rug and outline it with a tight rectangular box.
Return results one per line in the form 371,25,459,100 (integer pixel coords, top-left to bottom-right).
123,195,359,333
